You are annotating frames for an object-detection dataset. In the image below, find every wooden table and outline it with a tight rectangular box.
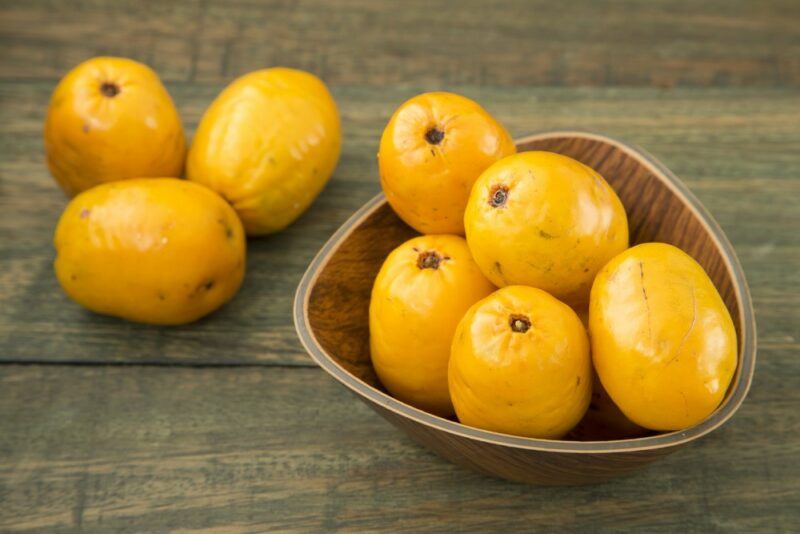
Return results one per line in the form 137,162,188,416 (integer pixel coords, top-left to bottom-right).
1,1,799,530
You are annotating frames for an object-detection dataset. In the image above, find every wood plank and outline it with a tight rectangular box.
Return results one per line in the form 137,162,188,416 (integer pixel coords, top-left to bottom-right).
0,362,797,531
0,83,798,364
1,0,799,88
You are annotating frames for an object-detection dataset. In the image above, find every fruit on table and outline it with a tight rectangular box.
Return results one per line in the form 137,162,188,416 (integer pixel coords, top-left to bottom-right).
187,68,340,236
589,243,737,431
378,92,515,235
464,151,628,307
54,179,246,325
45,57,186,196
449,285,592,438
369,235,495,417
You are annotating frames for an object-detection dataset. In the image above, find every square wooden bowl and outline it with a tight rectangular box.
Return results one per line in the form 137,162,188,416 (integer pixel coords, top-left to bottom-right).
294,131,756,485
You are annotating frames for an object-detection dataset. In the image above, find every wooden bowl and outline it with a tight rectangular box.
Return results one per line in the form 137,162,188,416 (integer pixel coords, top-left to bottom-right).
294,131,756,485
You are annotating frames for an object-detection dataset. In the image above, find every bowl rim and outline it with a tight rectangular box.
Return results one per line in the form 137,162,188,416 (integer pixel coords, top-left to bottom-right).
293,130,757,454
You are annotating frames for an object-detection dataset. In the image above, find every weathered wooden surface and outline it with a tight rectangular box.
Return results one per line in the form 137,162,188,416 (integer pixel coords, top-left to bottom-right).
1,0,798,530
0,364,798,531
2,0,800,88
1,84,798,364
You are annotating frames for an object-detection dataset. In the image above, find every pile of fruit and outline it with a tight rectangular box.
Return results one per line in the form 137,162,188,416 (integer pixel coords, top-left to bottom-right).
370,92,738,438
46,57,340,324
45,57,737,440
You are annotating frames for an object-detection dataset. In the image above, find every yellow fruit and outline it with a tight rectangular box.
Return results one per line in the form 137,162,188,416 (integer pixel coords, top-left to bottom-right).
589,243,737,431
45,57,186,196
379,92,515,235
187,68,341,235
54,178,245,325
464,151,628,307
369,235,495,416
449,285,592,438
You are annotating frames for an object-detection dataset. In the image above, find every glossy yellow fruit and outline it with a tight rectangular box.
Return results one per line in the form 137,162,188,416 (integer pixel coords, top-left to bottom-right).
379,92,515,235
54,179,246,325
45,57,186,196
464,151,628,307
369,235,495,417
589,243,737,431
449,285,592,438
187,68,341,235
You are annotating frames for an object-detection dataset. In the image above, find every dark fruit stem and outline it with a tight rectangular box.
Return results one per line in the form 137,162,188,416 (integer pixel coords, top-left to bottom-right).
417,251,442,270
100,82,120,97
490,185,509,207
509,314,531,333
425,127,445,145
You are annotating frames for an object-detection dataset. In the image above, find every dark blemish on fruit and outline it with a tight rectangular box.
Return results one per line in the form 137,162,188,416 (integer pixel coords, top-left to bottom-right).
425,127,444,145
583,267,590,273
204,280,215,290
218,218,234,239
412,247,419,252
489,184,508,208
430,148,436,157
269,156,277,166
312,167,318,174
82,123,90,133
576,376,581,386
158,292,166,301
70,274,77,281
79,208,90,219
443,255,451,261
509,314,531,333
538,229,555,239
100,82,120,97
494,261,503,275
417,250,442,270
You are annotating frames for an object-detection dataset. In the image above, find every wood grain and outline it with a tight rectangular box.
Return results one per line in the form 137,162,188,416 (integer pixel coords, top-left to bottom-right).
0,364,797,531
2,0,800,88
0,84,798,364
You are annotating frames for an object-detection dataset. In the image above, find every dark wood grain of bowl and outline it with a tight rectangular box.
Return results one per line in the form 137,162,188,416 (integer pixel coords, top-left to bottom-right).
294,131,756,485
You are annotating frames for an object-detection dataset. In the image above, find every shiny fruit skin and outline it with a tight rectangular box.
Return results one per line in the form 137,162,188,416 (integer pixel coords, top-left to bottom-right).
187,68,341,236
464,151,628,307
449,285,592,438
45,57,186,196
589,243,737,431
54,178,246,325
379,92,515,235
369,235,495,417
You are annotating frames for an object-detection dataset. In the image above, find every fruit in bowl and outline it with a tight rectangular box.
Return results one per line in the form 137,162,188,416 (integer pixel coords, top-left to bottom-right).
590,242,737,431
369,235,494,416
464,151,629,308
449,285,592,439
296,131,754,484
378,92,515,235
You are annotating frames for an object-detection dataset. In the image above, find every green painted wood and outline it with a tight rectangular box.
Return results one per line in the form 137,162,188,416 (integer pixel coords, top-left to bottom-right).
0,363,797,531
1,0,799,529
1,0,799,88
0,83,798,364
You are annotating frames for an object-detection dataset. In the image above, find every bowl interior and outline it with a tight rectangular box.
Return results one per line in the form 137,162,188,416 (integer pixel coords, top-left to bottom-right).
302,131,754,445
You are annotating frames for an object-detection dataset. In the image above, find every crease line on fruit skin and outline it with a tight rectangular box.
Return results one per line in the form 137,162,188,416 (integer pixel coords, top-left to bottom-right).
668,286,697,367
639,261,653,345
